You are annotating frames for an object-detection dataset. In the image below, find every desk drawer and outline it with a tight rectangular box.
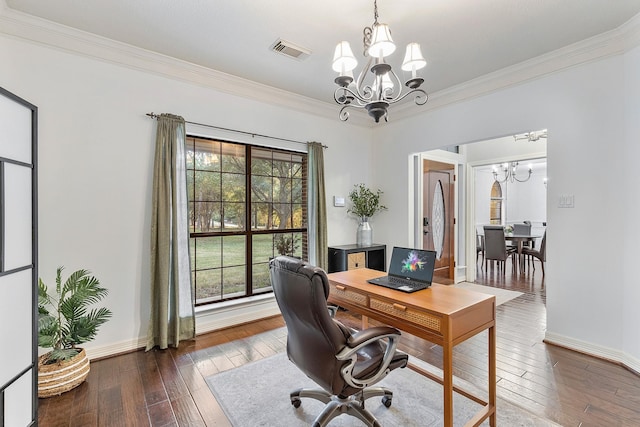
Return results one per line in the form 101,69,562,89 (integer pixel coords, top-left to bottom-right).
370,297,442,334
330,283,368,306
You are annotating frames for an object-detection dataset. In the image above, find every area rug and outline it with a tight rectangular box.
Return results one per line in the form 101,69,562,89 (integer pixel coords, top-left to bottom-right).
206,352,558,426
453,282,523,306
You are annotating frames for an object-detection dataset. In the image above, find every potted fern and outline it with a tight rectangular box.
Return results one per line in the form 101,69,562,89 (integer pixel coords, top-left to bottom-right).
37,267,112,397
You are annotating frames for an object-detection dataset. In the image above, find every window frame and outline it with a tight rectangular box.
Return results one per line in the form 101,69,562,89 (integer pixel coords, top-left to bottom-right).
186,136,308,306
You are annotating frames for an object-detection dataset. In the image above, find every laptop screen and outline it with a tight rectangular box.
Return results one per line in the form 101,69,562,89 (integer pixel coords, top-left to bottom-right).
388,247,437,283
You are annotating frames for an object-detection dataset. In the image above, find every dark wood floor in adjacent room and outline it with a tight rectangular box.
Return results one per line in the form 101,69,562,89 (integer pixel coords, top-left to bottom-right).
38,259,640,426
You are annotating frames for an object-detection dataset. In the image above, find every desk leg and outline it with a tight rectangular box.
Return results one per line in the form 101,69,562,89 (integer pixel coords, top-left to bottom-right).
443,342,453,427
361,315,369,330
489,324,497,426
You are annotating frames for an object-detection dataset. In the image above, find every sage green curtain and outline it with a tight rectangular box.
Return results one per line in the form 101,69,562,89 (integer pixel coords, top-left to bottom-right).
308,142,328,270
146,113,195,350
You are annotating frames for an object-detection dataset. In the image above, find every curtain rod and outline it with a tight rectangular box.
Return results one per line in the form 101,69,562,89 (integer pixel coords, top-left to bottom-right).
146,113,327,149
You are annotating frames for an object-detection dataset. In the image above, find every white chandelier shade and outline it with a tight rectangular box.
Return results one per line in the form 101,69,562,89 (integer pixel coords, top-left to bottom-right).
368,23,396,58
402,43,427,77
332,41,358,73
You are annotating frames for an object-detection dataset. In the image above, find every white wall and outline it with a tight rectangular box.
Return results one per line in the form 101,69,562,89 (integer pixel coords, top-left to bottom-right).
370,53,634,364
622,44,640,369
3,12,640,371
473,167,547,226
0,34,372,355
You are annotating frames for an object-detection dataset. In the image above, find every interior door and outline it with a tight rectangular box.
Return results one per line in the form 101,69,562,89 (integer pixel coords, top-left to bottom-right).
423,160,455,282
0,86,38,426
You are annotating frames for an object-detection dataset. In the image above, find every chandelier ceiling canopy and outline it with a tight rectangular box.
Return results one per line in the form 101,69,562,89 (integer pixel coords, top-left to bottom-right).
332,0,428,123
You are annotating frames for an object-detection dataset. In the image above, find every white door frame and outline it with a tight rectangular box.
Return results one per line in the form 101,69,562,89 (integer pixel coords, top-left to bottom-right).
409,149,464,282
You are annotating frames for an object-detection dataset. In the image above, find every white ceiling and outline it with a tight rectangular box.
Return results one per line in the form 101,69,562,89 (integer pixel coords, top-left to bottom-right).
5,0,640,104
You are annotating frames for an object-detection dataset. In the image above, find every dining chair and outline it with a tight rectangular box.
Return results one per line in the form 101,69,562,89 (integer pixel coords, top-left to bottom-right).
512,223,531,235
483,225,516,273
523,231,546,275
513,222,534,254
476,232,484,264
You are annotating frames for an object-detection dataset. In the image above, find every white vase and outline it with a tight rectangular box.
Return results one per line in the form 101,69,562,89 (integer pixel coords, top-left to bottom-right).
357,217,373,246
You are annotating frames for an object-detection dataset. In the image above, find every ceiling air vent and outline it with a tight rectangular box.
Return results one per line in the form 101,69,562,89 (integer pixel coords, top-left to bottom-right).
270,39,311,60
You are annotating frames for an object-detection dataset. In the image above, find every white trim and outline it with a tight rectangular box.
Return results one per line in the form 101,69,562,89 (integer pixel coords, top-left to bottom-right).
622,352,640,375
82,295,280,360
195,294,280,335
395,13,640,120
411,151,463,282
545,333,640,374
544,331,624,364
0,7,371,128
1,7,639,127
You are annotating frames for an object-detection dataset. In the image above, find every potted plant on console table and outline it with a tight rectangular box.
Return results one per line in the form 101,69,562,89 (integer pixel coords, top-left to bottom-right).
37,267,112,398
347,183,387,246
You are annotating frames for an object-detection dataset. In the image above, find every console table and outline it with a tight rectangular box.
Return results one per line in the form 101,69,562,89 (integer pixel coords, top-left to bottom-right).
327,244,386,273
327,268,497,427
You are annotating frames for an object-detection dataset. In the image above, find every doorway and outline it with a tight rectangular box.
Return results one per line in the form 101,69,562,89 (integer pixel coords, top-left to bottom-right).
419,155,459,284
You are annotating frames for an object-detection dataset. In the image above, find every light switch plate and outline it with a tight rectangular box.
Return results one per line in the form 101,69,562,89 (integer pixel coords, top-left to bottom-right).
334,196,345,207
558,194,575,208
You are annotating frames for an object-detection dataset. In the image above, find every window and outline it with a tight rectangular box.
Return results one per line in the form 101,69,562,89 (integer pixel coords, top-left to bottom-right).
186,136,307,305
489,181,503,224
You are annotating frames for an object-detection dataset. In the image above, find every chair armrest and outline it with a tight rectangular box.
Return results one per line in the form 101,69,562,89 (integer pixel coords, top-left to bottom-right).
327,305,338,318
336,326,402,389
346,326,401,348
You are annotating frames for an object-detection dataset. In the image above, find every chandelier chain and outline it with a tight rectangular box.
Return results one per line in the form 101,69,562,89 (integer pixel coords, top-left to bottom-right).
373,0,379,24
363,27,372,57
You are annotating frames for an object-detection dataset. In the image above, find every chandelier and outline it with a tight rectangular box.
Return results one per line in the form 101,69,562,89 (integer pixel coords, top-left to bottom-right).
332,0,428,123
493,162,532,183
514,130,548,142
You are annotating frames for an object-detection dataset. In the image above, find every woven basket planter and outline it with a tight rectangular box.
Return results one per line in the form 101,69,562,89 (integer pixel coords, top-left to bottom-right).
37,348,90,398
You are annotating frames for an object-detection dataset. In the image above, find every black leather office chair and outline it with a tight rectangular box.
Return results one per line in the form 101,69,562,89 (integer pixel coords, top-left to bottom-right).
269,256,408,427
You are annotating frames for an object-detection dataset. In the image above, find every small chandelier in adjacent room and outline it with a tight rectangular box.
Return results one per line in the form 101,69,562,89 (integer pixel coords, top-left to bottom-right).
493,162,532,183
332,0,428,123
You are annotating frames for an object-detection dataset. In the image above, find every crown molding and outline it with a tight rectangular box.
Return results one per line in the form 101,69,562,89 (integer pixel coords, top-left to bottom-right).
394,12,640,122
1,6,639,128
0,7,372,128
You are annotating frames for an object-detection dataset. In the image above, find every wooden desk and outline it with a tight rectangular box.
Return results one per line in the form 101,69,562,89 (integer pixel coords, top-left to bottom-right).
327,268,496,427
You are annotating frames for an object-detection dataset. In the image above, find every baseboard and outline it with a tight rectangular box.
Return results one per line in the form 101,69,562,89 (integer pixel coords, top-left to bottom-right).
454,266,467,284
83,336,147,361
544,331,625,366
622,352,640,375
81,295,281,361
545,332,640,376
195,294,281,335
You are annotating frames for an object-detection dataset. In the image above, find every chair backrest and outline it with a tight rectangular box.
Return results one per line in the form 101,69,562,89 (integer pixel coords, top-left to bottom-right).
476,232,484,250
513,223,531,235
269,256,351,396
539,231,546,260
483,226,508,261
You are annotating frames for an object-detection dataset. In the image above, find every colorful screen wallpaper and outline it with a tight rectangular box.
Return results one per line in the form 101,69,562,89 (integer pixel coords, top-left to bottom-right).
401,251,429,273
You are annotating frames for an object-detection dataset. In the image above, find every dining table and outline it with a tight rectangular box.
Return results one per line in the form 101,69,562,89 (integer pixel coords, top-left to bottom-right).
505,233,540,273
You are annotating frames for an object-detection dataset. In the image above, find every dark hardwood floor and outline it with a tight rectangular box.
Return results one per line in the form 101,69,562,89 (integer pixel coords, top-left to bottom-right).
39,258,640,426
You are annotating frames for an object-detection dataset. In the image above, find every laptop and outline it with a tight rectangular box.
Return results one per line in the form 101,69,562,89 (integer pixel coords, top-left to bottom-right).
367,247,437,293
